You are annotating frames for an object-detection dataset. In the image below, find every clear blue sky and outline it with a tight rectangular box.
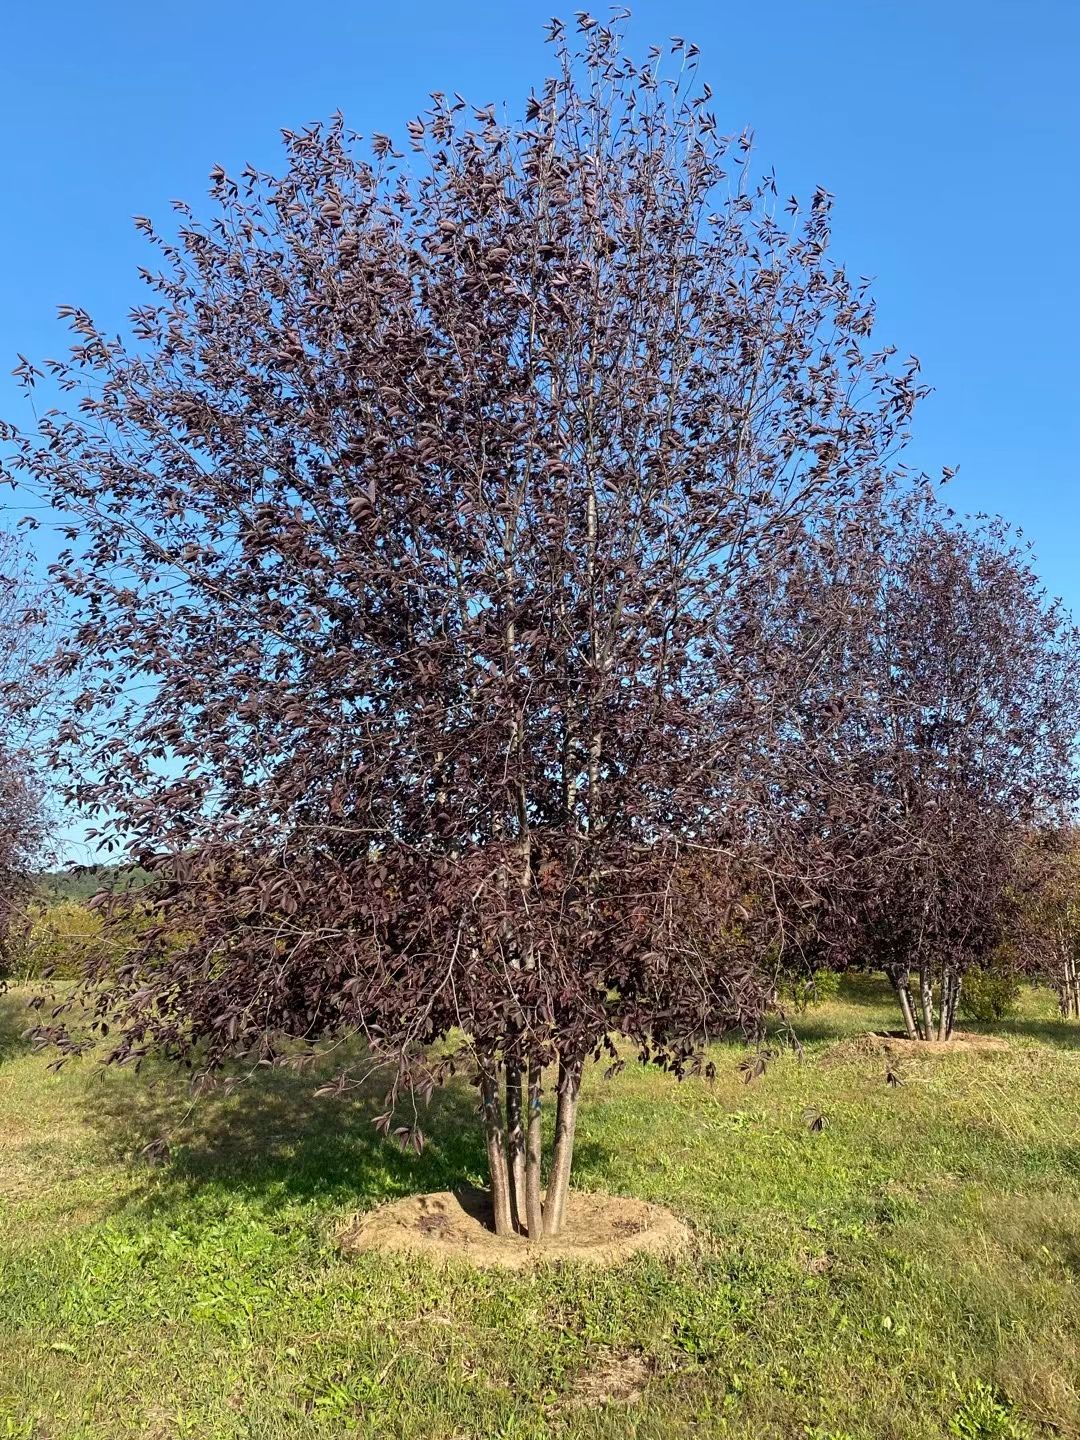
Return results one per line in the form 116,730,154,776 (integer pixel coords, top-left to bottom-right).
1,1,1077,856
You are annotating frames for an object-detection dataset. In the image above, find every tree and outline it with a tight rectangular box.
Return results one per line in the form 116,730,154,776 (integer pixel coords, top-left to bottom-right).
4,19,925,1236
764,496,1080,1040
1005,828,1080,1019
0,531,50,962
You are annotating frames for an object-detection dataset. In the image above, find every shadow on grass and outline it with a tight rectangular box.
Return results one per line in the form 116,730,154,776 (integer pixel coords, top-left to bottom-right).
778,975,1080,1053
996,1016,1080,1050
77,1050,607,1220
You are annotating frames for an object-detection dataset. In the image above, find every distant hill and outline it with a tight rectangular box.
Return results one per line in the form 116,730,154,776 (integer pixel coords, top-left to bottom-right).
36,864,153,904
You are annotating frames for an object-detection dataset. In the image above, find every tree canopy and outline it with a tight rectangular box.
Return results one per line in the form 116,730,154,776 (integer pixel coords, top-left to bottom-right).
0,530,50,957
761,496,1080,1038
5,16,1073,1235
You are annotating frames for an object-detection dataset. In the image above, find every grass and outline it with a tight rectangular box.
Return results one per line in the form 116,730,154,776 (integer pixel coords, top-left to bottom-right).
1,975,1078,1439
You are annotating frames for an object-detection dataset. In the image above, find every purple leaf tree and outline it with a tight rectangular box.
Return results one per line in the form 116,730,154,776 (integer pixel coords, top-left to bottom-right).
4,19,928,1234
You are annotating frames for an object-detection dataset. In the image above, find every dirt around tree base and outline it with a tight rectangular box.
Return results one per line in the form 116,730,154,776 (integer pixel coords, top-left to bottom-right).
870,1029,1009,1056
338,1188,691,1270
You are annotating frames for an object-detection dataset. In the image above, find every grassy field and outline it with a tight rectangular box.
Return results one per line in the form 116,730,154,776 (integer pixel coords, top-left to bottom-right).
1,976,1078,1440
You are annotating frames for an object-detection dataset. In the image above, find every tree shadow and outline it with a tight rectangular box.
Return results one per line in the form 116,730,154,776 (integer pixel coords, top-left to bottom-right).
996,1016,1080,1051
77,1049,607,1221
777,981,1080,1053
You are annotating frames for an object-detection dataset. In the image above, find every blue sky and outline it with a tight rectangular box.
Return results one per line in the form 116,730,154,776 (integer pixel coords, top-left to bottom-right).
1,0,1077,858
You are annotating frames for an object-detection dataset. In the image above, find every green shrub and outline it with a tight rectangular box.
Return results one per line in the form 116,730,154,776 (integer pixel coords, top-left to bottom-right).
959,967,1021,1023
779,969,841,1012
3,899,107,980
3,896,189,983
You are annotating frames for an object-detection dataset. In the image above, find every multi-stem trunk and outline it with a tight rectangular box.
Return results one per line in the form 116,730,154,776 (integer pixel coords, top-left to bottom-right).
481,1057,585,1241
1060,954,1080,1019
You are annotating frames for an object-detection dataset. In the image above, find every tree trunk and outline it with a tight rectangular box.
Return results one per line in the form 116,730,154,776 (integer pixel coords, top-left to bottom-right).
525,1066,544,1240
505,1061,526,1234
891,968,919,1040
919,963,935,1042
481,1068,513,1237
1065,955,1080,1019
937,968,951,1041
1057,954,1072,1017
946,972,961,1037
544,1057,582,1238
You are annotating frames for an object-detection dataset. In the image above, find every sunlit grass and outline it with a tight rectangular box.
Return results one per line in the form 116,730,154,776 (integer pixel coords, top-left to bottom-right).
1,975,1077,1438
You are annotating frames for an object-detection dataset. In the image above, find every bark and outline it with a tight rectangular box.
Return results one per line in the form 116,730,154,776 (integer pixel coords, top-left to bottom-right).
946,972,961,1037
1067,955,1080,1019
505,1061,526,1234
891,968,919,1040
937,968,951,1041
1057,953,1072,1017
1055,955,1075,1017
919,962,935,1043
525,1066,544,1240
481,1068,513,1237
544,1057,582,1238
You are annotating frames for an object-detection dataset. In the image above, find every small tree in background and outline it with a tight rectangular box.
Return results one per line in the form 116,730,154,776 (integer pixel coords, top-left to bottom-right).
0,531,50,964
5,19,927,1235
762,497,1080,1040
1005,829,1080,1019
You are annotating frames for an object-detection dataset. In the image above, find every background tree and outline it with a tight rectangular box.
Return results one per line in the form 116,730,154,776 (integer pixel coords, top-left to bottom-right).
762,497,1080,1040
1004,828,1080,1019
0,530,50,964
4,18,925,1236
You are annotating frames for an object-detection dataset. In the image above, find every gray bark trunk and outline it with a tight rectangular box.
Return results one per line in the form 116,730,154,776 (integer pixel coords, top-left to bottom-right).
946,972,961,1037
544,1058,582,1238
505,1061,526,1234
892,969,919,1040
481,1069,513,1237
937,969,950,1041
525,1066,544,1240
919,963,935,1042
1064,956,1080,1019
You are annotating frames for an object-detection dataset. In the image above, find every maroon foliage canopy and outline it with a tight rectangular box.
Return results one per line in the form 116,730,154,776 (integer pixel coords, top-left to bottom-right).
760,495,1080,1039
3,19,930,1229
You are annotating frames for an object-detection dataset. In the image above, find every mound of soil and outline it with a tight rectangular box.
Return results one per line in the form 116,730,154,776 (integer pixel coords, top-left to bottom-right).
338,1187,690,1270
872,1030,1009,1056
823,1030,1009,1065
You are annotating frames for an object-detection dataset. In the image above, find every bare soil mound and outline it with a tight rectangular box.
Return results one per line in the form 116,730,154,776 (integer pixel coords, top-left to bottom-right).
338,1187,691,1270
872,1030,1009,1056
823,1030,1009,1065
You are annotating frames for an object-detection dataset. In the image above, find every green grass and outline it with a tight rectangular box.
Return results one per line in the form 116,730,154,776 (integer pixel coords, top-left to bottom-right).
1,975,1078,1439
